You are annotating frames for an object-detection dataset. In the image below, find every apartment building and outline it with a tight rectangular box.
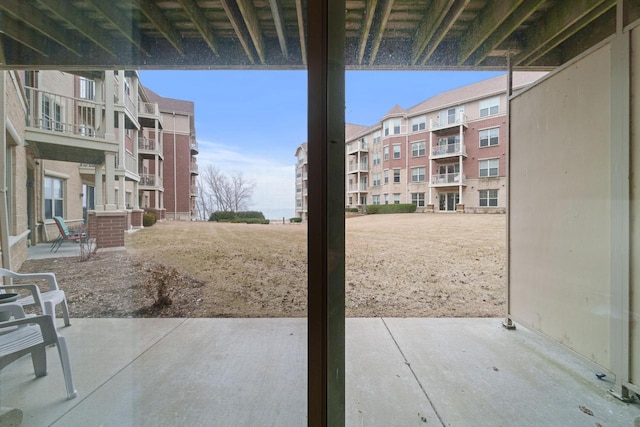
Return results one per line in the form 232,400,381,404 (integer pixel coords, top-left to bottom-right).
344,72,546,213
294,143,308,220
0,70,198,270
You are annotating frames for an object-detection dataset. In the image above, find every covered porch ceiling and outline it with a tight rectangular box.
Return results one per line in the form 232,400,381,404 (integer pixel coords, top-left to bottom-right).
0,0,631,71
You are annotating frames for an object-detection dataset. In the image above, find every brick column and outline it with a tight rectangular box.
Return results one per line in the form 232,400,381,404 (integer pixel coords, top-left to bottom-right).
88,210,127,250
131,209,144,228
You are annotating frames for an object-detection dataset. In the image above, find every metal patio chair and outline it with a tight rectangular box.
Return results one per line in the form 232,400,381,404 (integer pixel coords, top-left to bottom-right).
50,216,87,253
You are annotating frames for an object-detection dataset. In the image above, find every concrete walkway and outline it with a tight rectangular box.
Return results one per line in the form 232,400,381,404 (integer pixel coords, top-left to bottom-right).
0,318,638,426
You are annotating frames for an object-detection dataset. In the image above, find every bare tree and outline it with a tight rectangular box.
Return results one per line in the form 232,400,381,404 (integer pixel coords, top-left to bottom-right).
198,164,256,216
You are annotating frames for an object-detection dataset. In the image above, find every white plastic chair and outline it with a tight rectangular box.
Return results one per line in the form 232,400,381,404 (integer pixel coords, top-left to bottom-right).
0,268,71,327
0,302,77,399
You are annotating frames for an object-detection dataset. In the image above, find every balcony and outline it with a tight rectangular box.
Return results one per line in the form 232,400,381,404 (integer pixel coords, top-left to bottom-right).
347,140,368,154
348,183,368,192
190,184,198,196
348,162,368,173
139,174,162,188
430,173,467,187
430,143,467,160
138,136,162,157
138,101,162,128
430,113,468,132
190,162,199,174
190,137,199,154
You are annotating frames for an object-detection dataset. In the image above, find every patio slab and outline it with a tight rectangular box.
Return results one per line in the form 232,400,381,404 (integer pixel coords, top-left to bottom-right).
0,318,638,426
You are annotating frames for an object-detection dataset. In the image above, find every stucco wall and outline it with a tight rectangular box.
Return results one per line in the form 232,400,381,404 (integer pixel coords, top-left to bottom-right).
509,44,612,368
630,26,640,387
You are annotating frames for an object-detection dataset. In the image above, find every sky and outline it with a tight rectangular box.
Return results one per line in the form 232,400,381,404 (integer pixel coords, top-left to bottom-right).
139,70,504,216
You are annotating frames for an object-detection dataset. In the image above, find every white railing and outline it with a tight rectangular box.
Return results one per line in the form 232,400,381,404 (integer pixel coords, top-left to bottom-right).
25,86,105,138
190,162,199,174
347,140,368,153
348,183,368,192
125,95,136,117
348,162,368,173
190,137,199,153
430,113,468,130
138,136,160,152
432,143,466,157
123,152,137,173
430,173,467,185
190,184,198,196
139,101,158,116
140,174,162,187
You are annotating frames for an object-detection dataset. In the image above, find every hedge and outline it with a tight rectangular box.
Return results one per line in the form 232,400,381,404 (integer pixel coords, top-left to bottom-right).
290,217,302,223
143,212,158,227
235,211,265,220
365,203,417,214
345,207,359,213
209,211,236,222
230,218,270,224
209,210,266,222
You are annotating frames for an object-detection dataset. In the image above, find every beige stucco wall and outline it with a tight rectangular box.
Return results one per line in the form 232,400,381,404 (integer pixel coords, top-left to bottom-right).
40,160,85,240
509,44,612,368
630,26,640,387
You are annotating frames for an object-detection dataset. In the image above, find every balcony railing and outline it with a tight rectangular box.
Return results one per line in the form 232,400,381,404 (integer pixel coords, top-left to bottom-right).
25,86,105,138
140,174,162,187
190,184,198,196
347,140,368,153
190,162,199,174
431,143,467,158
190,137,199,153
348,162,368,173
139,101,158,116
125,152,137,173
138,136,161,152
430,173,467,186
430,113,468,131
348,183,368,192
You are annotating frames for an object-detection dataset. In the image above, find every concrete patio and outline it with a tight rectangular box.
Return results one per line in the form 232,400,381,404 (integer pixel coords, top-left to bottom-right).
1,317,639,426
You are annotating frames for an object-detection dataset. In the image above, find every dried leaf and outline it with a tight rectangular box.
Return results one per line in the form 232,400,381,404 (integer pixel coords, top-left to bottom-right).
579,405,594,416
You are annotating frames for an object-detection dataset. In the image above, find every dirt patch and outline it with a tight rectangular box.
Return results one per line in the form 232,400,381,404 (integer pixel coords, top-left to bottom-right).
18,214,506,318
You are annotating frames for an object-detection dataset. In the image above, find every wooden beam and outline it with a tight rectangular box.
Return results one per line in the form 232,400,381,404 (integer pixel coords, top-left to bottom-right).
236,0,266,64
219,0,255,64
411,0,456,64
419,0,471,65
521,0,615,66
357,0,377,65
133,0,184,55
34,0,117,57
515,0,610,65
0,13,49,56
456,0,524,65
268,0,288,59
177,0,218,56
295,0,307,65
85,0,150,57
0,0,83,57
368,0,395,66
465,0,546,66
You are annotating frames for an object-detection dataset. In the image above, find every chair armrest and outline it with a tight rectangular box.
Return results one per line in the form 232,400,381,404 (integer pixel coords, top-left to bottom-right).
1,284,44,312
0,270,60,291
0,302,28,320
0,307,58,344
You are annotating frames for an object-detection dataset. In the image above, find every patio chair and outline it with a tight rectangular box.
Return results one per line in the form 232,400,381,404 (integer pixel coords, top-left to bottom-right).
50,216,87,253
0,268,71,327
0,302,77,400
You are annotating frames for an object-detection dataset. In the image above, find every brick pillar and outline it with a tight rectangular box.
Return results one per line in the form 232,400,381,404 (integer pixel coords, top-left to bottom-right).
87,210,127,250
456,203,465,213
426,204,435,213
131,209,144,228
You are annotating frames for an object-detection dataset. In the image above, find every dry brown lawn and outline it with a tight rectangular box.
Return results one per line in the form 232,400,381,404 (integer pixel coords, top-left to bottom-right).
19,213,505,318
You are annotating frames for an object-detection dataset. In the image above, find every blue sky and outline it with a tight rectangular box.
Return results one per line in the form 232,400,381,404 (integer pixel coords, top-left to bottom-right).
139,70,503,215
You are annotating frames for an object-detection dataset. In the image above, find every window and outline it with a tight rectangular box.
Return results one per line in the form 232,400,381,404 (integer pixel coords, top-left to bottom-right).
393,193,401,204
383,146,389,161
479,158,499,177
384,193,389,204
373,131,381,144
44,177,64,219
372,173,381,186
411,141,426,157
479,189,498,207
296,199,302,207
411,116,426,132
393,169,401,183
393,144,401,159
480,97,500,117
411,167,426,182
479,127,499,147
383,118,401,136
441,107,463,125
384,170,389,184
412,193,425,207
43,95,63,132
296,185,302,193
372,152,381,166
79,78,95,100
372,195,380,205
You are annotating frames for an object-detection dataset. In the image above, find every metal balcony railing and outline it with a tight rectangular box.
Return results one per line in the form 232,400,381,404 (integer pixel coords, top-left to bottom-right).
430,173,467,186
347,140,368,153
190,137,199,153
138,136,158,151
431,143,466,157
430,113,468,131
139,101,158,116
190,162,199,174
348,183,368,192
348,162,368,173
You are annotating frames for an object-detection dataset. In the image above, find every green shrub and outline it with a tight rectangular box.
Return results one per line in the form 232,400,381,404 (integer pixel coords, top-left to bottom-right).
365,203,417,214
143,213,157,227
290,217,302,223
229,218,270,224
209,211,236,222
345,207,359,213
236,211,265,220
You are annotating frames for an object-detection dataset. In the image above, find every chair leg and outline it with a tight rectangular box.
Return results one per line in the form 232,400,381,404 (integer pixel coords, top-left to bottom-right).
31,346,48,378
55,336,77,400
60,298,71,327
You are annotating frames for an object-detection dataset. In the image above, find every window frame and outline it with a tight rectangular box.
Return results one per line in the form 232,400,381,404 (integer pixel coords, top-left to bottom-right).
479,127,499,148
411,192,425,207
479,158,499,177
392,144,401,159
411,167,426,182
411,141,426,157
479,97,500,117
479,189,498,207
411,116,426,132
44,176,64,219
393,169,401,183
383,146,389,161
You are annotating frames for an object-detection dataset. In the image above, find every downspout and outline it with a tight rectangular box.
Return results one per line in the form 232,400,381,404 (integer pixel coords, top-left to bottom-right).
0,71,10,269
173,112,177,220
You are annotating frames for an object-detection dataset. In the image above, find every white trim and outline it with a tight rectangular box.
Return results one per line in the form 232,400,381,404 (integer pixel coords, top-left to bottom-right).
44,169,71,180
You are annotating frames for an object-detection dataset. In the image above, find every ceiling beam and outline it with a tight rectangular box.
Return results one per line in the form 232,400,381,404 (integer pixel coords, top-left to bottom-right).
236,0,266,64
515,0,611,66
456,0,524,65
34,0,117,57
464,0,546,66
368,0,395,65
85,0,149,57
220,0,256,64
0,13,49,56
177,0,219,56
357,0,377,65
268,0,288,59
411,0,456,64
419,0,471,65
133,0,184,55
295,0,307,65
0,0,83,57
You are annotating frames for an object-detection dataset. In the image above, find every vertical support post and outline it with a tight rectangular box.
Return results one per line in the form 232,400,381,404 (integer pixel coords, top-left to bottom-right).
94,164,103,210
503,52,516,329
105,153,116,210
0,71,11,270
104,71,115,140
428,132,433,205
307,0,345,425
609,3,631,399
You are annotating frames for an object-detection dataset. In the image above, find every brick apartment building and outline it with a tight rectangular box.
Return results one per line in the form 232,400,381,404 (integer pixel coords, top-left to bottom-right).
0,70,198,270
